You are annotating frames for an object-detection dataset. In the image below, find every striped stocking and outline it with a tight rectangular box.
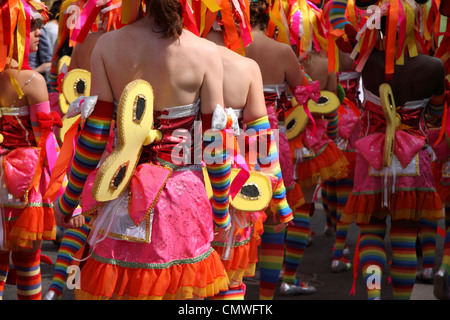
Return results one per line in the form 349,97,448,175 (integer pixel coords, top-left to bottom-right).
390,225,419,300
333,177,353,260
0,252,9,300
12,249,42,300
47,219,90,298
418,219,437,270
259,224,286,300
210,283,246,300
359,223,386,300
282,203,312,284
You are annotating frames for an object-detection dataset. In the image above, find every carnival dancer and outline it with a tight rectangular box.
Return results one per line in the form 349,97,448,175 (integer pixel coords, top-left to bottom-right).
0,0,60,300
246,0,309,299
259,0,348,296
320,0,363,272
199,1,294,300
431,0,450,300
246,0,343,298
53,0,231,300
330,0,446,300
43,0,124,300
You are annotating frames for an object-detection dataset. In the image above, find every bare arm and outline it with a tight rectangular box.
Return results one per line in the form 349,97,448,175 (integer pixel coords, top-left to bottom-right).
283,46,305,93
200,42,224,115
24,72,49,105
243,60,267,123
326,70,337,92
89,39,114,102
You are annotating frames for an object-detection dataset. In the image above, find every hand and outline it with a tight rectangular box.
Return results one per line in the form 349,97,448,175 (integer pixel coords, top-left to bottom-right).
272,212,290,233
274,222,289,233
53,200,84,229
214,223,233,242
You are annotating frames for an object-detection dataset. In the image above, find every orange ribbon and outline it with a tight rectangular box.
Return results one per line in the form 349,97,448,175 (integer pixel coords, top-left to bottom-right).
385,0,399,80
43,117,82,201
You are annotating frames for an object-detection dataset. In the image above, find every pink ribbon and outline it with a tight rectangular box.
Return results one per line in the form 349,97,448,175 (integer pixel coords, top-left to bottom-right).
355,130,425,171
224,128,250,200
70,0,108,43
294,81,321,136
290,10,301,48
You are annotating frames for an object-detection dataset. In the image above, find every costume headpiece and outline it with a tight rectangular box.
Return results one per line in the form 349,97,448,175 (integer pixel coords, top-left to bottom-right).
0,0,48,97
430,0,450,76
285,0,328,58
184,0,252,53
328,0,430,79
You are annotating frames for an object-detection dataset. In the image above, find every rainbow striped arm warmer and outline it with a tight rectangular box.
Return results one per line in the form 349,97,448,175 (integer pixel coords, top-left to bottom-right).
329,0,350,30
246,116,293,223
203,114,232,228
57,100,114,217
29,101,52,145
325,109,339,141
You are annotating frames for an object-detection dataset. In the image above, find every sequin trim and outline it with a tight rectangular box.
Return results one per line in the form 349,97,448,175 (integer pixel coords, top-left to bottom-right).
159,100,200,119
90,247,215,269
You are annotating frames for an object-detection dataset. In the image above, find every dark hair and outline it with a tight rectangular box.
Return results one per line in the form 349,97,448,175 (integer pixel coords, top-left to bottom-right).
249,0,269,30
145,0,184,39
49,0,62,19
354,0,378,8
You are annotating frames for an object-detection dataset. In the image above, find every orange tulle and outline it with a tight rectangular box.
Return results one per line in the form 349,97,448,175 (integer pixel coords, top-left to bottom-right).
295,142,349,188
6,206,56,249
286,182,305,211
343,150,357,179
212,211,267,285
73,248,229,300
341,190,444,224
213,241,255,285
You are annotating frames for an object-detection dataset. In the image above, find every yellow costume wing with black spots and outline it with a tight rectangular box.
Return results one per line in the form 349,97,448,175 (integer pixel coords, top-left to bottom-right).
285,90,340,140
203,168,274,212
92,79,162,202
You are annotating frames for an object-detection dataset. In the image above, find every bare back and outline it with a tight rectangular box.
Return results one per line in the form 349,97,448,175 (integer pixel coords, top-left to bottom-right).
90,16,223,114
362,49,446,106
245,31,304,91
301,51,336,92
69,30,106,71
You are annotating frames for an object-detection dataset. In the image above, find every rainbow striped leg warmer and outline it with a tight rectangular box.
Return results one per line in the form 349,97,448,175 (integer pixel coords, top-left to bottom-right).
359,222,386,300
390,225,419,300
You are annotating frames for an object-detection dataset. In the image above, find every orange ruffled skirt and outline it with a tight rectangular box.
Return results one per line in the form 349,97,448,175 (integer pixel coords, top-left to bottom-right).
73,169,228,300
74,248,227,300
294,142,349,188
211,210,266,286
341,150,443,224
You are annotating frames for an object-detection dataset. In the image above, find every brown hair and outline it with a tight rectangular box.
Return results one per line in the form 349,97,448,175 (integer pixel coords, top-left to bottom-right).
249,0,269,30
145,0,184,39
